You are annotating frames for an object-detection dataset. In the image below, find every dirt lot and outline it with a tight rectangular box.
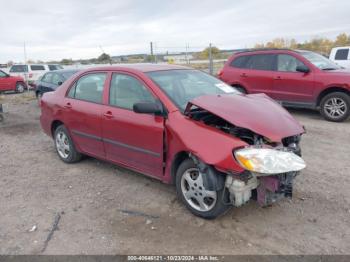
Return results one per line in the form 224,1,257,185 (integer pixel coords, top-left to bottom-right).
0,92,349,255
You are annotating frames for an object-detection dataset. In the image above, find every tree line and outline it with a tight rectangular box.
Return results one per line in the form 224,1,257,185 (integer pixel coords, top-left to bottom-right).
254,33,350,55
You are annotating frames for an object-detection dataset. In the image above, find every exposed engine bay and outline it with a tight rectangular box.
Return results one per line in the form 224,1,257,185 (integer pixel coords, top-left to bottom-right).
188,105,304,207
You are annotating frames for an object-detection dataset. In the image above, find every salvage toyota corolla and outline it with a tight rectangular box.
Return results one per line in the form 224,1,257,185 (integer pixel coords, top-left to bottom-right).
40,64,306,219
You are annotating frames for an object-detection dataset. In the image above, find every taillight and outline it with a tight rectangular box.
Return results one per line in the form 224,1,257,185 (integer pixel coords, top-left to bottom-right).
29,73,33,78
217,69,224,78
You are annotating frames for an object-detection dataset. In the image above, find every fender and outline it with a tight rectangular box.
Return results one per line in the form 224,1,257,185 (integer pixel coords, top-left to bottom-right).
190,154,226,191
163,111,247,184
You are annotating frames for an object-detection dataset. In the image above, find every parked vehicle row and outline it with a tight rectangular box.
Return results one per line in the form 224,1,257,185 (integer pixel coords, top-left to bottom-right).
9,64,63,87
218,49,350,122
40,65,306,218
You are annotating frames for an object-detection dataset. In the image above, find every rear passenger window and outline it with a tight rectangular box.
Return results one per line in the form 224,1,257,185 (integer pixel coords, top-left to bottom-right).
30,65,46,71
10,65,28,73
109,74,155,110
277,54,306,72
230,56,250,68
68,73,107,103
335,49,349,60
245,54,275,71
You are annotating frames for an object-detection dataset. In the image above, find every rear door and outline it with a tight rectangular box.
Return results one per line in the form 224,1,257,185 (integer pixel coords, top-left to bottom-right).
272,54,314,103
101,72,165,178
236,54,277,96
63,72,107,158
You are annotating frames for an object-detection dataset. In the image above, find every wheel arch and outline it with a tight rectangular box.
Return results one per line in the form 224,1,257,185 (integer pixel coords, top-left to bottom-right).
170,151,189,184
317,86,350,106
231,83,247,93
51,120,64,137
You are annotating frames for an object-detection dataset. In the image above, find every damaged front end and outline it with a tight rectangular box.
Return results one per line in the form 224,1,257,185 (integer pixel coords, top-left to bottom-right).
185,100,306,208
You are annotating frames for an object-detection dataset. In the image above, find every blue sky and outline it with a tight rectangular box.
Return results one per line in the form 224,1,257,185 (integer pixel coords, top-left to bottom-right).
0,0,349,62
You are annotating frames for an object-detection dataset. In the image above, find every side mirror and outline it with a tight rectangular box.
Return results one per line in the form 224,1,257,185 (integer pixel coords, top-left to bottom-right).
296,65,310,73
133,102,163,115
57,81,63,86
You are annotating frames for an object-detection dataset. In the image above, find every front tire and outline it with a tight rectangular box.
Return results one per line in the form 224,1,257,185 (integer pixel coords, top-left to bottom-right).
54,125,82,163
175,158,230,219
320,92,350,122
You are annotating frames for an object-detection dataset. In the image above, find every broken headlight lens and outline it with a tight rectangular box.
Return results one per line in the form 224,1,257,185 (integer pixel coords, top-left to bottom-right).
234,147,306,174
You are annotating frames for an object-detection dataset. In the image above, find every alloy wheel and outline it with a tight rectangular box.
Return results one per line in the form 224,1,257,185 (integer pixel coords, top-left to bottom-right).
180,168,217,212
55,131,70,159
324,97,347,119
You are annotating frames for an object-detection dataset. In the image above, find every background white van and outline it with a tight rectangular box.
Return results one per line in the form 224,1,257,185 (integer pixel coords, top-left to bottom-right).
329,47,350,69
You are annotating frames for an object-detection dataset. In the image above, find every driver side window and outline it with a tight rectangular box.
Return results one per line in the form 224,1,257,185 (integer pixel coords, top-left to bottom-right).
109,73,155,110
277,54,305,72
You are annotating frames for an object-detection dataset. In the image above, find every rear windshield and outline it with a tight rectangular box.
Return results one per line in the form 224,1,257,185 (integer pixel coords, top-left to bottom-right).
49,65,64,71
62,71,79,80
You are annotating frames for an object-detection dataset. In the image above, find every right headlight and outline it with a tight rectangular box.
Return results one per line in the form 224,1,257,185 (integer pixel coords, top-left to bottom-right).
234,147,306,175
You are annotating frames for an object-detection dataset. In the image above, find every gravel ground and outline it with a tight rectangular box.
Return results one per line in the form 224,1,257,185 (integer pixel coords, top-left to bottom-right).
0,92,349,255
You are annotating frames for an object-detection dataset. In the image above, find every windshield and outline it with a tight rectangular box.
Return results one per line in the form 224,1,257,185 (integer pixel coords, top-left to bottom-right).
147,69,240,111
299,51,340,70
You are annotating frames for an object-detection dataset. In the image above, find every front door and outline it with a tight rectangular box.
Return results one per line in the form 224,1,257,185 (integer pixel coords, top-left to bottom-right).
63,72,107,158
272,54,314,103
102,72,164,178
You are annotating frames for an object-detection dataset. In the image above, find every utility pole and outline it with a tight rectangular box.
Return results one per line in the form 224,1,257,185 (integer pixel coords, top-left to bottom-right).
150,42,154,63
209,43,213,75
23,41,29,91
154,42,157,64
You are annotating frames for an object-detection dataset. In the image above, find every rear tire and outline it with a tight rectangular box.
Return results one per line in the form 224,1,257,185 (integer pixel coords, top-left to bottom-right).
54,125,82,163
320,92,350,122
16,82,25,93
175,158,230,219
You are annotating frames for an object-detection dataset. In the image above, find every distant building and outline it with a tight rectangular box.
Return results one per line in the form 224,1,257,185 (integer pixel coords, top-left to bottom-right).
163,54,193,63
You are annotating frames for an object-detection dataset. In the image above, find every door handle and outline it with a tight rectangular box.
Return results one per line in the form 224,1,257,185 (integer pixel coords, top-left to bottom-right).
103,111,114,119
240,73,247,77
64,102,72,109
274,76,282,80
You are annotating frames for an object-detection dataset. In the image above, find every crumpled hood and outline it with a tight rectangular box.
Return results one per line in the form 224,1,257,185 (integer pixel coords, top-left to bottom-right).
186,93,305,142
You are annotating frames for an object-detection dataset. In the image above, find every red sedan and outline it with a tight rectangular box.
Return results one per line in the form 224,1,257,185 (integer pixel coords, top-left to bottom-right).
40,64,306,218
0,70,26,93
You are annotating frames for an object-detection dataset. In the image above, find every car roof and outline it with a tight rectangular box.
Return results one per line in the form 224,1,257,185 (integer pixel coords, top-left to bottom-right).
81,64,191,73
49,69,80,74
234,48,313,55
